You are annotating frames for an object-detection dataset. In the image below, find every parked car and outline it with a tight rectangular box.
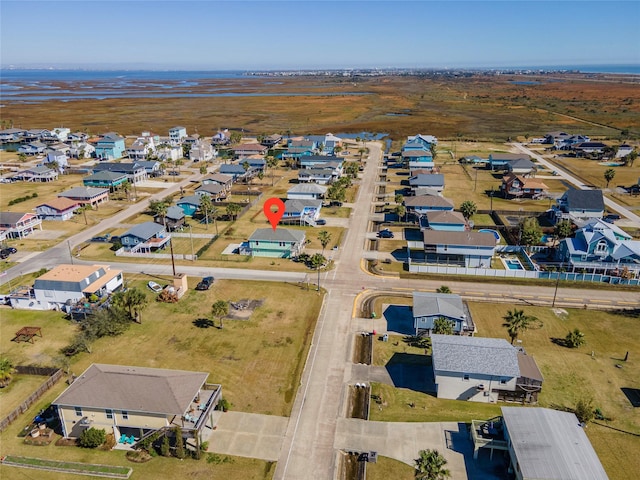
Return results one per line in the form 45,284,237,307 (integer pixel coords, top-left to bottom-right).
377,229,394,239
195,276,214,291
1,247,17,254
90,235,111,243
0,251,9,260
316,219,327,226
147,281,163,293
603,214,621,223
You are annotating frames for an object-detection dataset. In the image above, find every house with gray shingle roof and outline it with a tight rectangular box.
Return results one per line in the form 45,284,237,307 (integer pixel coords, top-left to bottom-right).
58,187,109,207
555,189,605,221
53,363,221,443
409,174,445,195
154,206,185,231
15,165,58,182
83,170,129,190
245,228,306,258
432,335,519,402
287,183,328,200
195,183,227,201
404,195,454,215
412,292,474,336
119,222,170,252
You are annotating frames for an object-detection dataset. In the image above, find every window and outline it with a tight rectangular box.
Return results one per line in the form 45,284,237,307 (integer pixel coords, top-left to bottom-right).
463,374,470,381
106,409,113,419
500,379,507,385
74,407,83,417
595,240,608,256
121,411,129,420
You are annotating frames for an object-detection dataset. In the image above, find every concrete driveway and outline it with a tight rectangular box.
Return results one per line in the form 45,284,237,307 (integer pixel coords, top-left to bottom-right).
206,411,289,462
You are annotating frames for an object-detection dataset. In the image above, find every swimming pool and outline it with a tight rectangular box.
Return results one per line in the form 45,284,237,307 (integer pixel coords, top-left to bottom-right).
478,229,500,243
503,258,524,270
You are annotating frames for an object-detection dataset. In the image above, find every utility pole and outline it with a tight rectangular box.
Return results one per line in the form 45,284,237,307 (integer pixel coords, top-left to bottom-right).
169,237,176,277
551,270,561,308
67,240,74,265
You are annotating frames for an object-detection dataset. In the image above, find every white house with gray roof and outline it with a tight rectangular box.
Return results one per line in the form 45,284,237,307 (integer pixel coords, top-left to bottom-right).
53,364,221,444
501,407,608,480
431,335,533,403
287,183,328,200
412,292,474,336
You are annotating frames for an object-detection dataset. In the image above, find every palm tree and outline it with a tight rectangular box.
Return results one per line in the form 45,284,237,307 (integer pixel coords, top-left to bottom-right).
310,253,326,291
502,309,541,344
211,300,229,329
565,328,586,348
149,199,170,228
226,203,242,221
318,230,332,255
122,287,148,323
459,200,477,220
432,317,454,335
199,194,214,231
77,204,91,225
414,449,450,480
556,220,573,239
395,204,407,222
604,168,616,188
436,285,451,294
266,155,279,186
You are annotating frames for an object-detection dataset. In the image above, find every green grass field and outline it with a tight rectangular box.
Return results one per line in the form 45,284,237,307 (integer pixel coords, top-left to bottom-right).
365,455,414,479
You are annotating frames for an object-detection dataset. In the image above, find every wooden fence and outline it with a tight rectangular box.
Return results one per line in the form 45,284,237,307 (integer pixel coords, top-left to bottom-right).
0,367,64,432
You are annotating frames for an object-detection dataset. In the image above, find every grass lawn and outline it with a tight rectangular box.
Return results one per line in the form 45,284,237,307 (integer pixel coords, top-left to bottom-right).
66,277,321,417
372,334,428,367
1,456,131,476
0,375,50,418
365,456,414,480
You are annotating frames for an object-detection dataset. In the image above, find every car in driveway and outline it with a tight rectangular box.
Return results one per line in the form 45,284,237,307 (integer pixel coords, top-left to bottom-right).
195,276,214,290
603,214,621,223
315,219,326,226
377,229,394,239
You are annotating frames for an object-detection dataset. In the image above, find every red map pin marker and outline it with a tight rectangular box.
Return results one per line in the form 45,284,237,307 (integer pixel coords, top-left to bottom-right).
264,197,285,231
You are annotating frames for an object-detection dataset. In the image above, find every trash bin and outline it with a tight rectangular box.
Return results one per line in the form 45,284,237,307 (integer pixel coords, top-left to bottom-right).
371,312,377,319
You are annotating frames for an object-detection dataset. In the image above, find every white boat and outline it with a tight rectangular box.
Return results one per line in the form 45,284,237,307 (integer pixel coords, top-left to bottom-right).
147,281,163,293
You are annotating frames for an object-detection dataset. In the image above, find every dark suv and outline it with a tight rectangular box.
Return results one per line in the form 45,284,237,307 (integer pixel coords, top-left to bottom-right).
195,276,215,290
377,229,394,239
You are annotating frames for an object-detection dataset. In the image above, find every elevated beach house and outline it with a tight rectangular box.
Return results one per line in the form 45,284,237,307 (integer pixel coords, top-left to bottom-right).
244,228,306,258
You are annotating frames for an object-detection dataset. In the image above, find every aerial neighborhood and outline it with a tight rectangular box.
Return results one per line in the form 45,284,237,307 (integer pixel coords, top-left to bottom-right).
0,119,638,479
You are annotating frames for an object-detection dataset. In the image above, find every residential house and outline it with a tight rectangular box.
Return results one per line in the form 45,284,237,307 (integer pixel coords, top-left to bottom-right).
232,143,268,159
154,206,185,231
202,173,233,193
52,364,221,444
0,212,43,238
119,222,170,253
299,155,342,170
545,132,590,150
420,210,467,232
83,171,129,190
211,130,230,146
572,142,607,156
287,184,327,200
506,158,537,176
557,218,640,275
176,195,201,217
51,127,71,142
66,132,89,146
283,199,322,225
616,144,634,159
9,264,123,311
412,230,496,268
260,134,283,147
169,126,188,146
412,292,474,336
305,133,342,155
45,149,69,171
243,156,266,172
15,165,58,182
23,129,53,142
156,145,183,163
69,142,95,159
404,195,454,217
244,228,306,258
488,153,531,171
501,174,549,199
58,187,109,207
409,174,445,195
298,168,334,185
501,407,608,480
36,198,80,221
404,149,435,172
555,189,605,221
91,162,147,184
126,139,155,162
94,133,126,160
431,335,543,403
189,139,216,162
195,183,227,201
136,160,162,178
18,142,47,156
183,134,200,146
283,139,317,161
219,164,248,180
407,134,438,148
0,128,27,143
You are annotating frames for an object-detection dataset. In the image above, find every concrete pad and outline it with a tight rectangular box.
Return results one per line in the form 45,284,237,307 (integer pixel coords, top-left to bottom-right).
206,412,289,462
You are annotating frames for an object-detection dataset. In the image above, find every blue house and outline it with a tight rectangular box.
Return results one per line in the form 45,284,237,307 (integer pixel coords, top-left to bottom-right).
245,228,306,258
94,133,126,160
283,139,317,162
83,171,128,190
404,149,434,171
557,218,640,275
300,155,342,170
119,222,170,252
283,199,322,225
407,134,437,149
176,195,201,217
412,292,474,336
409,174,445,195
219,164,248,180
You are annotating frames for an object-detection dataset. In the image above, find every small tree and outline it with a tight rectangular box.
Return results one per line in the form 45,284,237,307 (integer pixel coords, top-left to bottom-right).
604,168,616,188
459,200,477,220
556,219,573,239
432,317,454,335
174,427,186,459
414,449,450,480
520,217,542,247
161,434,171,457
199,164,208,175
200,194,214,231
395,194,404,204
436,285,451,294
565,328,586,348
310,253,326,291
226,203,242,221
211,300,229,329
0,357,15,387
575,397,595,424
79,427,106,448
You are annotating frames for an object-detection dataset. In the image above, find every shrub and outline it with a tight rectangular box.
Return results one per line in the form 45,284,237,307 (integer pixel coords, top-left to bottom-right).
161,435,170,457
218,398,231,412
79,427,106,448
575,398,595,424
102,433,116,450
174,427,185,459
200,441,209,452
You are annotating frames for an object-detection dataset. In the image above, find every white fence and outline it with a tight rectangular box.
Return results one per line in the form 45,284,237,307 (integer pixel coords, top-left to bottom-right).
114,247,197,261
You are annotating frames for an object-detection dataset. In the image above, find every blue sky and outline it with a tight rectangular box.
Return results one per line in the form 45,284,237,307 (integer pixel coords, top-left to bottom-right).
1,1,638,69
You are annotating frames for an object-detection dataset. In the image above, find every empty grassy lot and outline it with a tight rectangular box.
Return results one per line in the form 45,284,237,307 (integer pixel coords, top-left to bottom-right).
369,299,640,479
0,374,50,418
366,456,414,480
